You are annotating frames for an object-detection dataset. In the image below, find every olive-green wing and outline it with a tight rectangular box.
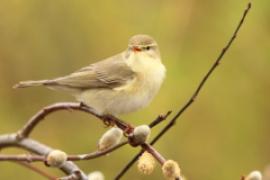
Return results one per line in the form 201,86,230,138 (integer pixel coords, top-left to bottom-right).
48,53,135,90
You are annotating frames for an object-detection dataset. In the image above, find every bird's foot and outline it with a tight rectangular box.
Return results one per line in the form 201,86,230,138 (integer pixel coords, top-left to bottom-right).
123,124,134,137
79,102,89,108
101,115,116,127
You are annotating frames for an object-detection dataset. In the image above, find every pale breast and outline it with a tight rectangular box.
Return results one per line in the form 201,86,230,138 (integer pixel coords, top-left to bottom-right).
108,53,166,114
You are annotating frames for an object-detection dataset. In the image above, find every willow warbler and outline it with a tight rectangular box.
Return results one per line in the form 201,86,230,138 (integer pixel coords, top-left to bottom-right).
14,34,166,116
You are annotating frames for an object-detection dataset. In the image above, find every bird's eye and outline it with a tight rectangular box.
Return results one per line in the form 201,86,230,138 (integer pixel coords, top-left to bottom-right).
145,46,151,50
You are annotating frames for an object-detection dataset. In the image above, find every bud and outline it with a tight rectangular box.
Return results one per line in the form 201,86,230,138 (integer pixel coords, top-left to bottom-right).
137,152,156,175
129,125,151,146
46,150,67,167
98,127,123,151
245,170,262,180
88,171,105,180
162,160,181,180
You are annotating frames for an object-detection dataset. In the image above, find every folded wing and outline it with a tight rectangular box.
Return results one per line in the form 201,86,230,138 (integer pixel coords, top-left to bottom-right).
49,53,135,91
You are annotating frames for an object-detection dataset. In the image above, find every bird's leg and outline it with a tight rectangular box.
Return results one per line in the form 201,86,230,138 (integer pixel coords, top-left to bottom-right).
101,114,116,127
78,102,118,128
123,126,134,137
101,114,134,136
79,102,89,108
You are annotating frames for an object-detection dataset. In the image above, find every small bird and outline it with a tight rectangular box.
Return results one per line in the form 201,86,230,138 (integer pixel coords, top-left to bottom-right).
14,34,166,116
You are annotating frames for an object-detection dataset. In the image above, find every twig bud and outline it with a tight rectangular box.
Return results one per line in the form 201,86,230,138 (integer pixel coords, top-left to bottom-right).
46,150,67,167
137,151,156,175
98,127,123,151
88,171,105,180
245,170,262,180
129,125,151,146
162,160,181,180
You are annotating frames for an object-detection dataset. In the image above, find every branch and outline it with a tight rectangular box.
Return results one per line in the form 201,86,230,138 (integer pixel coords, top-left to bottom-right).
0,141,167,166
16,102,131,139
0,118,170,178
0,140,127,162
0,133,88,180
16,161,57,180
68,141,128,161
148,111,172,128
114,2,252,179
150,2,252,145
141,143,166,164
0,99,171,179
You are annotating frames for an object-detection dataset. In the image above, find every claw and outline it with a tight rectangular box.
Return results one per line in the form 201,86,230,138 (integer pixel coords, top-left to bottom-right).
123,124,134,137
102,115,116,127
79,102,88,108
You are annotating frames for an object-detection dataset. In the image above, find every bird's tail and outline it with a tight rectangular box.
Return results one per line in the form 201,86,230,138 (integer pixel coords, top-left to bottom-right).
13,80,49,89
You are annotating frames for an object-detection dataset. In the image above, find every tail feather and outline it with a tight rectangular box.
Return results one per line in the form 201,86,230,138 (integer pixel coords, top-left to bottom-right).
13,80,49,89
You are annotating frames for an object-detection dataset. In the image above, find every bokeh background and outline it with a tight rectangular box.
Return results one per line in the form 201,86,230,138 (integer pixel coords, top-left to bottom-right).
0,0,269,179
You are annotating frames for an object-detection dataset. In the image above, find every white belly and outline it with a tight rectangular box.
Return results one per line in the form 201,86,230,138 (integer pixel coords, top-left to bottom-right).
77,88,152,115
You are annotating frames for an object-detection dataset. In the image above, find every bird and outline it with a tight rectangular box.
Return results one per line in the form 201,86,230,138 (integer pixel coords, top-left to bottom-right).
14,34,166,116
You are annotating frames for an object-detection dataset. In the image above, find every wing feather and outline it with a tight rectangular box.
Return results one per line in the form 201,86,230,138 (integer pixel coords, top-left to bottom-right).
48,53,135,90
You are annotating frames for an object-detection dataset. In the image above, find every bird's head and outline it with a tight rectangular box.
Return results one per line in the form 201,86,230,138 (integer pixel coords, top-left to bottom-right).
127,34,160,59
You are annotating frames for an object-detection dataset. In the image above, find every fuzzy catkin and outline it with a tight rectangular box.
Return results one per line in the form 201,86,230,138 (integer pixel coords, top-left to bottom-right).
162,160,181,180
137,152,156,175
98,127,123,151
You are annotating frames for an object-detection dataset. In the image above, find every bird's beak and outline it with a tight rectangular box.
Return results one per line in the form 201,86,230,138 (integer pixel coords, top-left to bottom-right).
132,46,141,52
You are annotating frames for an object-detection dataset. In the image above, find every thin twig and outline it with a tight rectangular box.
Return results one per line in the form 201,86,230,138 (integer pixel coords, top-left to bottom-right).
114,150,143,180
0,141,128,162
16,161,57,180
114,2,252,179
68,141,128,161
0,154,45,162
150,1,252,146
149,111,172,128
141,143,166,164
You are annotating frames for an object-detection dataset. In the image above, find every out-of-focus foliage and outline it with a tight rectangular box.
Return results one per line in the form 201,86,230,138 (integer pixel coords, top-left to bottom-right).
0,1,269,179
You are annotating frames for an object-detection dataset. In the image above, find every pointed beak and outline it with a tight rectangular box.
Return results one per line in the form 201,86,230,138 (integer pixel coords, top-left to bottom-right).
132,46,141,52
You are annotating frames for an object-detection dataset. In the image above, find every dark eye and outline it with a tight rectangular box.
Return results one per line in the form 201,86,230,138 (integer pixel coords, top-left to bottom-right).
146,46,151,50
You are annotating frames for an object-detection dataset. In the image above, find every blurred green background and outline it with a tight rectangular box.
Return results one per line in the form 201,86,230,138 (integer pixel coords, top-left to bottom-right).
0,0,269,179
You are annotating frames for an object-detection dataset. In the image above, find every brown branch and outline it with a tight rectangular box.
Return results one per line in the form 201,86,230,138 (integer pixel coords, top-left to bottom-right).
149,111,172,128
16,102,131,139
114,2,252,179
68,141,128,161
141,143,166,164
0,154,45,162
0,141,128,162
115,150,143,180
114,143,167,180
16,161,57,180
150,2,252,146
